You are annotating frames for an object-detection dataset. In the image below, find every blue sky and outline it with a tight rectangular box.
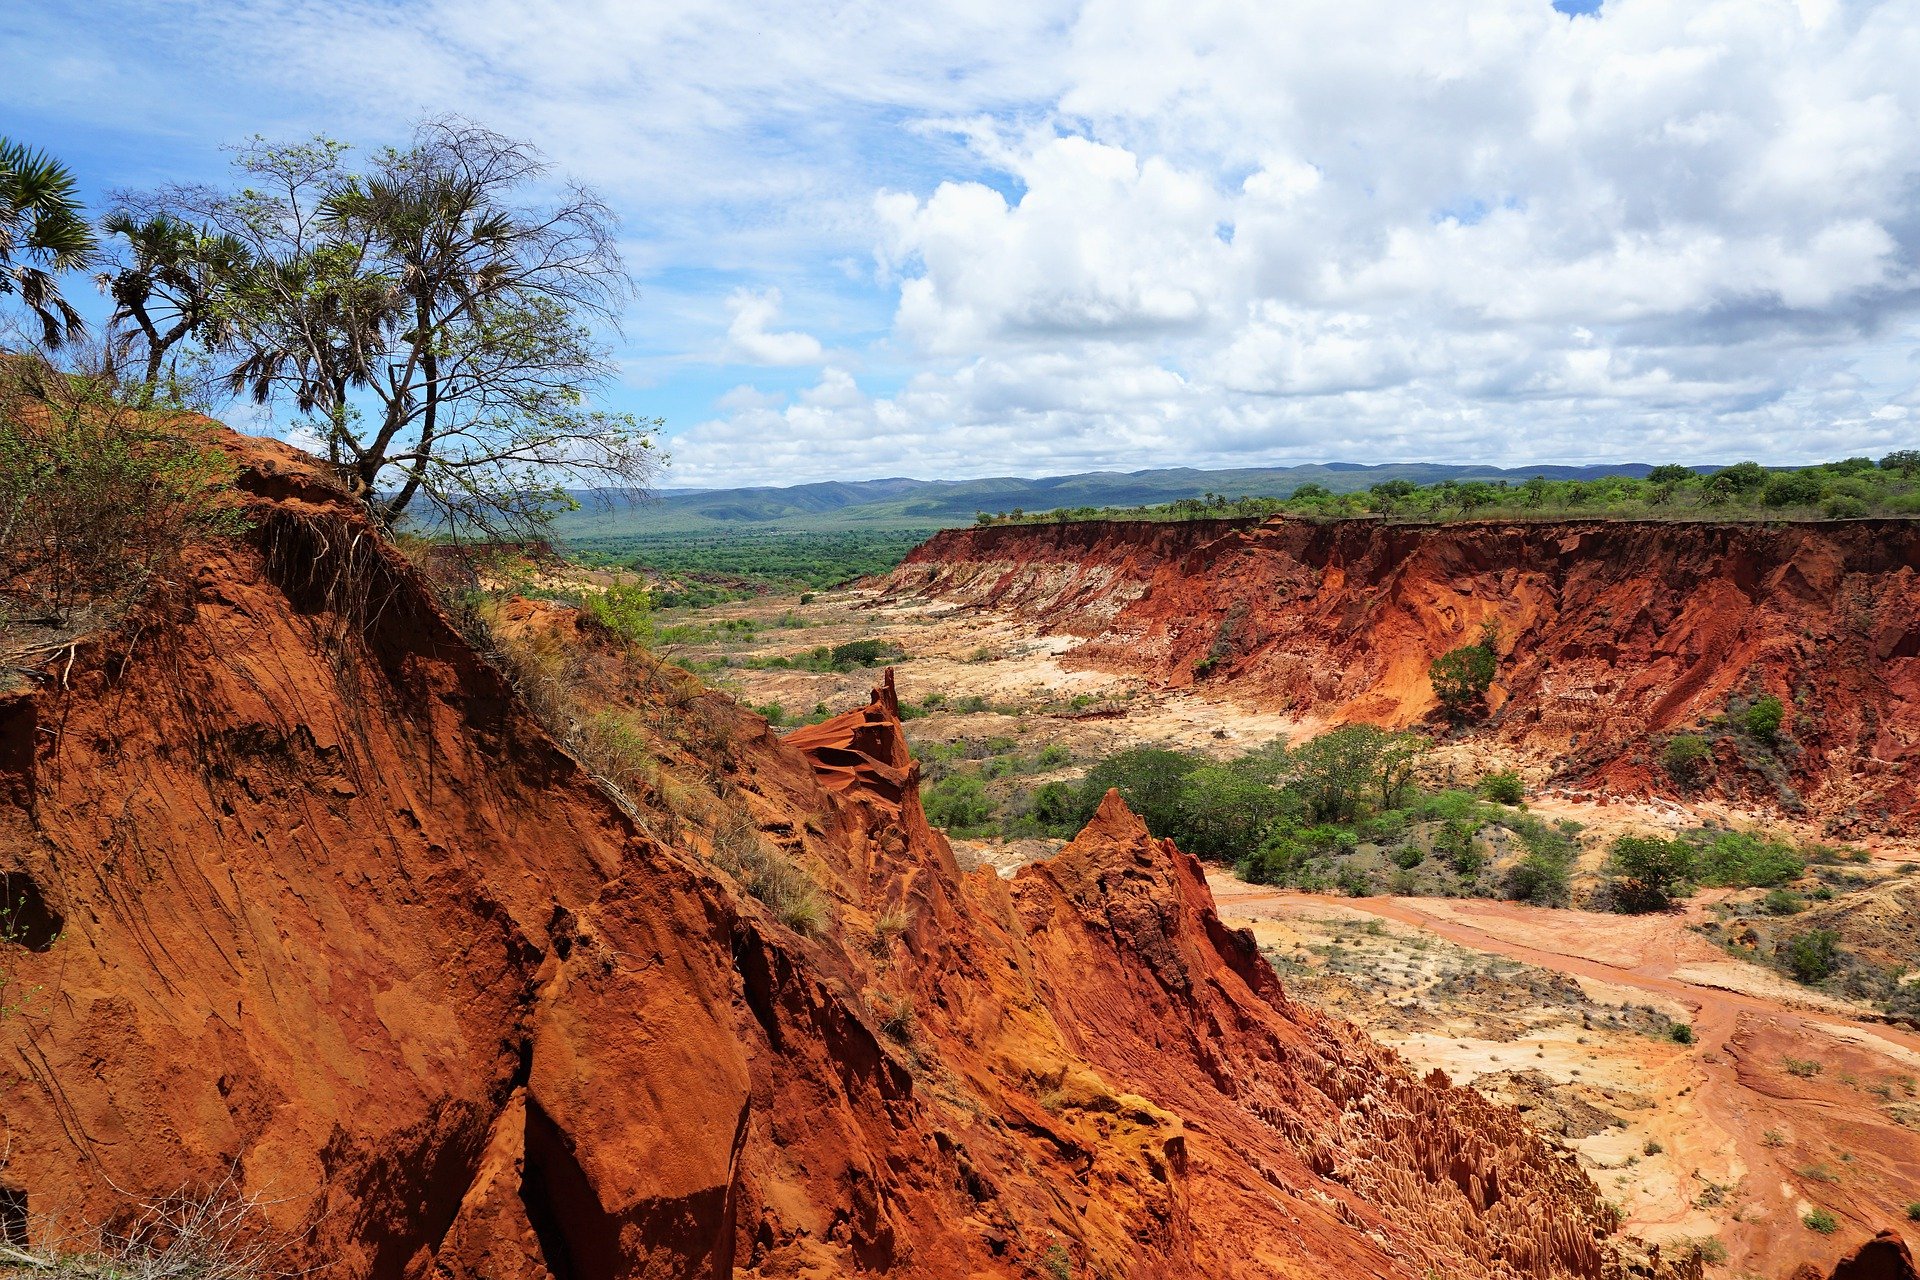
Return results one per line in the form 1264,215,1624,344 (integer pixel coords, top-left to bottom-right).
6,0,1920,485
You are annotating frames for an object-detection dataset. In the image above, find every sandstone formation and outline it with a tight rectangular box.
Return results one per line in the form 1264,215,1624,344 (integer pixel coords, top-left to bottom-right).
0,433,1731,1277
884,516,1920,829
1793,1231,1920,1280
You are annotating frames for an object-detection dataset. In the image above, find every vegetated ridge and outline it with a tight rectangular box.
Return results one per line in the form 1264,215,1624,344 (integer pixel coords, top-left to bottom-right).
0,430,1718,1279
556,461,1674,537
882,515,1920,832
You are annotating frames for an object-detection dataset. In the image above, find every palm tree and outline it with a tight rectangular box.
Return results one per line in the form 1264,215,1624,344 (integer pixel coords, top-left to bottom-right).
97,210,252,398
0,138,96,347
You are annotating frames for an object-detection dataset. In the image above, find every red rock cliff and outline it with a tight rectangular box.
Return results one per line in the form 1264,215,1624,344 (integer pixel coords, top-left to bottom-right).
2,437,1698,1279
884,517,1920,830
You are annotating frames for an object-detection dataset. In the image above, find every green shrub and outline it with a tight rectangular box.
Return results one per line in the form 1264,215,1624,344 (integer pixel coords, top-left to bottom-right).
1762,888,1805,915
1762,471,1825,508
1478,771,1524,805
923,775,994,832
1607,836,1694,912
1,361,247,626
1335,864,1373,897
1429,623,1499,718
1029,781,1080,835
1744,695,1787,743
1785,929,1842,984
1391,845,1426,871
1438,820,1483,876
1668,1022,1695,1045
829,638,903,670
1661,734,1713,784
1824,494,1870,519
585,578,654,647
1906,1202,1920,1222
1803,1209,1838,1235
1504,853,1571,907
1695,831,1804,888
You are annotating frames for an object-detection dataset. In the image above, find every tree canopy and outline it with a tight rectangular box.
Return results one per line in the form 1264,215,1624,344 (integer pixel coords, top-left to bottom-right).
123,117,658,536
1,138,97,347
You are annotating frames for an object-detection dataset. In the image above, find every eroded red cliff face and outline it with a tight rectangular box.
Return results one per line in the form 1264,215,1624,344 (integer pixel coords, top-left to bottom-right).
885,517,1920,830
2,439,1706,1278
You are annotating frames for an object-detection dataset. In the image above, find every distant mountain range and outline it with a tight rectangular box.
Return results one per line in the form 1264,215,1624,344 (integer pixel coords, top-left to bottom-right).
552,460,1678,538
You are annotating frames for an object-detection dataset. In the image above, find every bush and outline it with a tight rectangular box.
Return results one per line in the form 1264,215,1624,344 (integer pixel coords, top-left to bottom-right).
1607,836,1694,912
1705,460,1769,502
1437,820,1483,876
1762,888,1805,915
1762,471,1825,508
1785,929,1842,984
923,775,994,832
1695,831,1804,888
1803,1209,1838,1235
1662,734,1713,784
1504,853,1571,907
1429,624,1499,719
585,577,653,647
1744,695,1787,743
1668,1022,1695,1045
1029,780,1080,835
1478,771,1524,805
1,356,246,627
829,638,902,670
1907,1202,1920,1222
711,816,824,935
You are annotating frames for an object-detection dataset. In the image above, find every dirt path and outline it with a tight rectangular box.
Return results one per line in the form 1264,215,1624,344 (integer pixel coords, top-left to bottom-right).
1213,882,1920,1277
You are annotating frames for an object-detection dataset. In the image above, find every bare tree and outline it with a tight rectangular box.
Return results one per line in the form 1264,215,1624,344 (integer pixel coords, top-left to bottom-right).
132,118,659,536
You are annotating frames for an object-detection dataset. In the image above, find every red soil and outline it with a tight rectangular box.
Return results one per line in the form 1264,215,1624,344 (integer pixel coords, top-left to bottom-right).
1215,885,1920,1279
0,434,1713,1278
885,517,1920,832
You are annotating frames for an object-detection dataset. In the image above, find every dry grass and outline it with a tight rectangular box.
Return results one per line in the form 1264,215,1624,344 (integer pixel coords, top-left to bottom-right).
0,1168,303,1280
711,813,826,937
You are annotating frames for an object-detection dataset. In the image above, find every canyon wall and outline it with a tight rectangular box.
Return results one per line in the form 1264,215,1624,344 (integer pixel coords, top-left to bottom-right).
0,434,1704,1278
885,517,1920,830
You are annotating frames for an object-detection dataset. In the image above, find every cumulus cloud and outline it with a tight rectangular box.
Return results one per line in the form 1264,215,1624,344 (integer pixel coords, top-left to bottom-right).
723,288,824,366
9,0,1920,484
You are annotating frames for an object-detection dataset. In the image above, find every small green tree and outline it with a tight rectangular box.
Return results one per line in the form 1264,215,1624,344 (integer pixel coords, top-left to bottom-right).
1289,725,1390,823
1607,836,1694,912
1072,747,1197,834
1704,461,1768,504
585,577,653,648
1762,471,1824,508
1478,771,1523,805
1429,623,1499,720
922,775,993,832
1744,695,1786,743
1504,852,1570,906
1881,449,1920,477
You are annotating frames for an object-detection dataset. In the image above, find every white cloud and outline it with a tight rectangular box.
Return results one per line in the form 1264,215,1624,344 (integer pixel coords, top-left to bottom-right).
723,288,824,366
9,0,1920,484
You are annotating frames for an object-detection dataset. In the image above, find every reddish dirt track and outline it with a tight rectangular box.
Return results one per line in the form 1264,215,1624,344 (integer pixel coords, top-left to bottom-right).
1213,884,1920,1278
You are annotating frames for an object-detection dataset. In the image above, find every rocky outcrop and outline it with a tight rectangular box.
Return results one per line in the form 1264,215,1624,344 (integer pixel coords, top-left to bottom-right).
884,516,1920,829
1796,1230,1920,1280
3,434,1704,1278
